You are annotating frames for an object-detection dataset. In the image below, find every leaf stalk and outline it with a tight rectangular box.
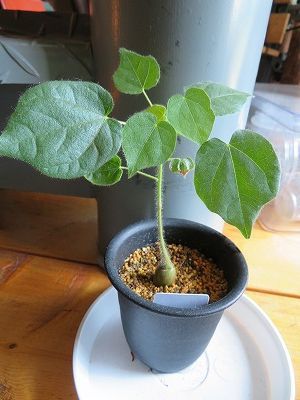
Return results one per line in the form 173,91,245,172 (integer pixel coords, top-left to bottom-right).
121,166,158,182
143,90,153,107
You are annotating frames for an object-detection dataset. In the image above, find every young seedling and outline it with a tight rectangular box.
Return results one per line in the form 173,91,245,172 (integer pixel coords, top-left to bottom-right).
0,48,280,287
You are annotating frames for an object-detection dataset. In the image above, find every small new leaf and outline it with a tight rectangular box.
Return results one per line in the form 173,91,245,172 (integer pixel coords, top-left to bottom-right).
194,129,280,238
122,112,176,177
195,82,249,116
169,157,195,176
113,48,160,95
0,81,122,179
147,105,166,122
85,155,123,186
167,87,215,144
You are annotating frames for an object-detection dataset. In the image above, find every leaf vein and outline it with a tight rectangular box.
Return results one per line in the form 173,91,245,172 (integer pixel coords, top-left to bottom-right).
228,146,248,237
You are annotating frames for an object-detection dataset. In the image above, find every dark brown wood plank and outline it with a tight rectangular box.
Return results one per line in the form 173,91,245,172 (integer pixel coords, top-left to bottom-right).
0,189,99,264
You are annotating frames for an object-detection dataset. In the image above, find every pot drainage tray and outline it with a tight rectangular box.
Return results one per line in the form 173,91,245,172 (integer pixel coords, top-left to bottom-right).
73,287,295,400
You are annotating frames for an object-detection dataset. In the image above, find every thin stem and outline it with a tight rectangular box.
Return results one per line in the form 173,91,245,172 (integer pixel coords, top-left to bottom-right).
142,89,153,107
154,164,176,286
157,165,169,262
121,166,158,182
118,120,126,125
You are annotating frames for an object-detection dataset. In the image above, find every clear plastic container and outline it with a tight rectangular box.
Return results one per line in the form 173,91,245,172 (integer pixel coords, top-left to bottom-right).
247,83,300,232
259,174,300,232
249,110,300,183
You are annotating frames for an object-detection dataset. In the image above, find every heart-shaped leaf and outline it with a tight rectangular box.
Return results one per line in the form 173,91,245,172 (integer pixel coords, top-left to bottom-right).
85,155,123,186
167,87,215,144
0,81,122,179
147,104,166,122
122,111,176,177
113,48,160,94
194,129,280,238
195,82,249,116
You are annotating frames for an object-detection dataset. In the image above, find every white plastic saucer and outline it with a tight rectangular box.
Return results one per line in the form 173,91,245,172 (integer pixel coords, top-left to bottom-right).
73,288,295,400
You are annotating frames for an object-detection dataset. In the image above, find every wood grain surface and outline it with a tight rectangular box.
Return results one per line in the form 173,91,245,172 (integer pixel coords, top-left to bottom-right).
224,224,300,298
0,189,98,264
0,250,108,400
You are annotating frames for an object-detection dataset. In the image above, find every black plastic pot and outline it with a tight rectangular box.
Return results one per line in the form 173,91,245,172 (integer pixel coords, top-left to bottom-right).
105,219,248,373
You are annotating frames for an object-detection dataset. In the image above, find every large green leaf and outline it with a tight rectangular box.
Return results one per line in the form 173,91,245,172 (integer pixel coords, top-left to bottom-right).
113,48,160,94
194,129,280,238
0,81,122,179
195,82,249,116
167,87,215,144
122,111,176,177
85,155,123,186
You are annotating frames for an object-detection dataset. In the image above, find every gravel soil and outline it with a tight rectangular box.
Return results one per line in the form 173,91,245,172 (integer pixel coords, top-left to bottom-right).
120,243,228,302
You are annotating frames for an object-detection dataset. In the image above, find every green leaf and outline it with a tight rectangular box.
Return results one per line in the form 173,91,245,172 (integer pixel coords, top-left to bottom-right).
122,111,176,177
147,105,166,122
113,48,160,94
194,129,280,238
0,81,122,179
85,155,123,186
194,82,249,116
169,157,194,176
167,87,215,144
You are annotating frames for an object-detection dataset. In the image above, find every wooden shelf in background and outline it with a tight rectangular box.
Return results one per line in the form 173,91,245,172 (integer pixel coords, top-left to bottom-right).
265,13,290,45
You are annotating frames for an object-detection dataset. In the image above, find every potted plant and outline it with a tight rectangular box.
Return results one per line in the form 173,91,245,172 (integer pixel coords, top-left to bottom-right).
0,49,280,373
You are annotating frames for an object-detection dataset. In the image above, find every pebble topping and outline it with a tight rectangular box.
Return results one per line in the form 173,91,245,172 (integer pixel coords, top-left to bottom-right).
120,243,228,302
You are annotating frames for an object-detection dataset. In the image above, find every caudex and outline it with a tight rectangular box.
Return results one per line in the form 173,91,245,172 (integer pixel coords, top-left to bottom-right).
0,48,280,287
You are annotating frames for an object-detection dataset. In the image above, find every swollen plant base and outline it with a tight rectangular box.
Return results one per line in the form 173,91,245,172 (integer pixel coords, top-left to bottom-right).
120,243,228,302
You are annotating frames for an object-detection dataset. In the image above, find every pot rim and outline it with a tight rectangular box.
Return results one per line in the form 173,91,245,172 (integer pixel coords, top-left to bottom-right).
105,218,248,317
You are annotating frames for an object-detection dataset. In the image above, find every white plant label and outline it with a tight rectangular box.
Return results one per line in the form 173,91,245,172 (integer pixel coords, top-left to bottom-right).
153,292,209,309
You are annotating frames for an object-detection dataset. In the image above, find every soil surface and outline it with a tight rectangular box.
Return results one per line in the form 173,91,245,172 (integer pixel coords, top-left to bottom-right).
120,243,228,302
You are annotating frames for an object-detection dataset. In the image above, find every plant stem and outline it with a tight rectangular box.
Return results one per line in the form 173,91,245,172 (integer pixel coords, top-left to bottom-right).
154,164,176,287
121,166,158,182
118,120,126,125
142,90,153,107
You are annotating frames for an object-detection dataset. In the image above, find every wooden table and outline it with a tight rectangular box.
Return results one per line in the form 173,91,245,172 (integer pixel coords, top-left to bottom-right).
0,189,299,399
